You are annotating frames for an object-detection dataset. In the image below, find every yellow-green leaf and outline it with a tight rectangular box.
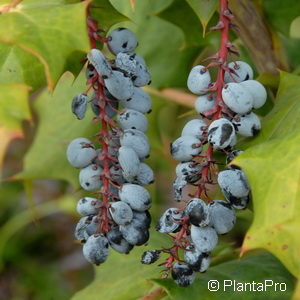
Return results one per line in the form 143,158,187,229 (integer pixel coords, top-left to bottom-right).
290,16,300,39
0,82,30,169
0,43,46,90
14,71,96,186
0,0,90,89
233,72,300,279
185,0,218,34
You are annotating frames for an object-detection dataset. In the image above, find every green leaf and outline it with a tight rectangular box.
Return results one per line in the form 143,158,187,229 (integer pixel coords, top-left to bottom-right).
256,72,280,89
90,0,128,32
14,71,96,186
110,0,172,18
233,72,300,278
158,0,204,47
0,82,30,169
185,0,218,34
154,252,294,300
0,0,90,89
0,43,46,90
262,0,300,35
290,16,300,39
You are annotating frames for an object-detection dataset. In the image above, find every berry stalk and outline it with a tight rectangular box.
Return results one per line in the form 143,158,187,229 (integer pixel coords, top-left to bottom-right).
96,81,112,234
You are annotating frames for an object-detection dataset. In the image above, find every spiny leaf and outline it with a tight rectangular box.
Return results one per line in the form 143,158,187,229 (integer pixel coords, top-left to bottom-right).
185,0,218,35
0,82,30,170
0,0,90,89
14,71,96,187
0,42,46,90
154,252,294,300
233,72,300,279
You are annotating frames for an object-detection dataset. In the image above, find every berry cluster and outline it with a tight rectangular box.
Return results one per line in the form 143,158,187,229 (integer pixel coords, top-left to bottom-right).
66,27,153,265
141,1,267,287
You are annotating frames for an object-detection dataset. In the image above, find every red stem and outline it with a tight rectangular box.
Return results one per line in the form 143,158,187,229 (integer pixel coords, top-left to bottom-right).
214,0,230,120
96,84,112,234
196,0,230,201
85,3,110,48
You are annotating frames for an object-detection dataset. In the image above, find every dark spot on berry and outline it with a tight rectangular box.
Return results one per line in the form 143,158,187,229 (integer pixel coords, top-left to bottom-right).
243,74,250,81
85,182,90,186
218,201,232,210
81,198,87,203
208,127,217,137
252,126,260,136
148,80,152,85
220,123,233,145
102,75,108,79
147,109,152,114
122,42,128,48
126,98,132,101
131,126,136,129
228,164,241,170
118,27,126,31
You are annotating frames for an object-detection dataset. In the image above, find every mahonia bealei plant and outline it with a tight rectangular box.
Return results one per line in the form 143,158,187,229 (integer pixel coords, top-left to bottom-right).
141,0,267,287
66,9,153,266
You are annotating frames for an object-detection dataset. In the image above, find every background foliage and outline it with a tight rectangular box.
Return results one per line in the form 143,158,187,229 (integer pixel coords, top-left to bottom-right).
0,0,299,299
